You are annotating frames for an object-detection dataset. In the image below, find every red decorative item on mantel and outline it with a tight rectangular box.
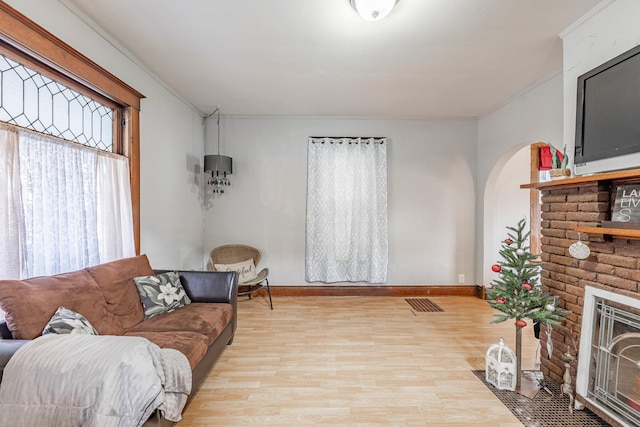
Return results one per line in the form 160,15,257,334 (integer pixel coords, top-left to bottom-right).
539,145,553,171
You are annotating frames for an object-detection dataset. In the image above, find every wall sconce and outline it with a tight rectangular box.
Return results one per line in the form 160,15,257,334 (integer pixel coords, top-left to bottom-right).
350,0,397,21
204,107,232,194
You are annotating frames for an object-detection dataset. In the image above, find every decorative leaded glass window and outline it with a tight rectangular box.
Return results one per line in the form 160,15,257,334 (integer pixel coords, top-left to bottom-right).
0,53,114,152
0,1,144,254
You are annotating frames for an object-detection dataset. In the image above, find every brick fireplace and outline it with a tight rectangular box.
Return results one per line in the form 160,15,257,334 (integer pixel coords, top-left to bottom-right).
524,170,640,426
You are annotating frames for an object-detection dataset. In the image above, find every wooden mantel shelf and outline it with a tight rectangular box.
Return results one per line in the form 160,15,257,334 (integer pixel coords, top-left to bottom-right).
522,169,640,239
520,168,640,190
575,225,640,239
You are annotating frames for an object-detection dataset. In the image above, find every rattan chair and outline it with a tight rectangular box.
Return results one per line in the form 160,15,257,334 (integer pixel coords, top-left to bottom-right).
210,244,273,309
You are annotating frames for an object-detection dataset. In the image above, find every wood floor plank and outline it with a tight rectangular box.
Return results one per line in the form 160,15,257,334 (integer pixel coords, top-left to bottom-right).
178,296,539,426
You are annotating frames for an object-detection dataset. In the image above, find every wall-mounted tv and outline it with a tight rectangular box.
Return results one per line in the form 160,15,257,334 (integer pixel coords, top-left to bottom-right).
574,43,640,176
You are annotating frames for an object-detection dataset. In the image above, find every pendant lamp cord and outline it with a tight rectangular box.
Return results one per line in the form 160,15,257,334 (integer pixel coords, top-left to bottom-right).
204,106,221,155
216,108,221,155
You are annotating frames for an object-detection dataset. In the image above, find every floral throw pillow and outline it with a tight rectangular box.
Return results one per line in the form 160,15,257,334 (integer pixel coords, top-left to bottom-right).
134,271,191,319
42,306,99,336
214,259,257,284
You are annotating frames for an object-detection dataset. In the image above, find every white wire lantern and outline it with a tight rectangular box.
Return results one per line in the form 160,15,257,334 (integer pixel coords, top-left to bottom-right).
485,338,517,391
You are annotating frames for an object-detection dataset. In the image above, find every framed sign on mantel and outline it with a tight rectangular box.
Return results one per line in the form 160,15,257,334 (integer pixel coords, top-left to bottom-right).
604,184,640,229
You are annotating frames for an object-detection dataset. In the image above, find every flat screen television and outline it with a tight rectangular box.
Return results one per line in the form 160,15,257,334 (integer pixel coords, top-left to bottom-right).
574,43,640,176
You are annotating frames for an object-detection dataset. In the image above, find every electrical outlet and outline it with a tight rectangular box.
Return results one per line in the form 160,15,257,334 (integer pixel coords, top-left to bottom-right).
458,274,465,284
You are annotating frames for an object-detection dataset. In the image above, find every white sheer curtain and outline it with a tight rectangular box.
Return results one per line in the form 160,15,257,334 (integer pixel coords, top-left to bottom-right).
19,131,100,277
0,124,134,279
96,153,135,262
305,137,388,283
0,125,22,279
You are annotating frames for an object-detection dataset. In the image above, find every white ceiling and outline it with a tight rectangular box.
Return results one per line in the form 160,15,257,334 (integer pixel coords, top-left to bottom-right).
64,0,600,118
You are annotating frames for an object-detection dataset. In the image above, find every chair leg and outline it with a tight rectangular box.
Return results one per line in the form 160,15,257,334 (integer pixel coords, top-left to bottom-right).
265,278,273,310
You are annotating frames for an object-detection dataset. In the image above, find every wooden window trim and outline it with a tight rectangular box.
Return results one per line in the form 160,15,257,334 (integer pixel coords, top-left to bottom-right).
529,142,547,255
0,2,144,254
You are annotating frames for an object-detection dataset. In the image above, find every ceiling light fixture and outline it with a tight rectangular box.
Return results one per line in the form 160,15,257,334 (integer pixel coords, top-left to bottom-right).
204,107,232,195
350,0,397,21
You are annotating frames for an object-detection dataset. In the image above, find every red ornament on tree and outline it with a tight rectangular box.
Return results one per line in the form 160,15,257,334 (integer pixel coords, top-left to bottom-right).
496,297,506,304
515,319,527,328
491,264,501,272
504,238,514,245
521,282,532,291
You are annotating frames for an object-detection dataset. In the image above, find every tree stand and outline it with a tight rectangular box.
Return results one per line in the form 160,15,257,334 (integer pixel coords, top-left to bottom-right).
515,325,522,390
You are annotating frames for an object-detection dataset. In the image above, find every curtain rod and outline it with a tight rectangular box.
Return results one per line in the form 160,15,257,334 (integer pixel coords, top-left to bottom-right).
309,137,385,145
310,136,385,139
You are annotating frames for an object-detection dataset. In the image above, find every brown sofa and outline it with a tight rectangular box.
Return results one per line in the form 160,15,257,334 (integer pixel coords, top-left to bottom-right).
0,254,238,426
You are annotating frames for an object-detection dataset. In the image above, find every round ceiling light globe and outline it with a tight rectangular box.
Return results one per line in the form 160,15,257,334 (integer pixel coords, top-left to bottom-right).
350,0,398,21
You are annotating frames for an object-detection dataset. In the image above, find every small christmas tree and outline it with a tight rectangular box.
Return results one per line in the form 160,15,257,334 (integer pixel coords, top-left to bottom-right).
486,218,570,389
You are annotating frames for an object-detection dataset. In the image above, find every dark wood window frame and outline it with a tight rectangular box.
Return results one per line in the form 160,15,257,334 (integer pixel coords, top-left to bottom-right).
529,142,547,256
0,3,144,254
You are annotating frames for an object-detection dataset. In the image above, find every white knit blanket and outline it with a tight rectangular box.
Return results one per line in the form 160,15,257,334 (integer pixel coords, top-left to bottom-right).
0,334,191,427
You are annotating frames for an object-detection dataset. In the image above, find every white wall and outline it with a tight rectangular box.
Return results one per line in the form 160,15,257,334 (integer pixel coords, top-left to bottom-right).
4,1,479,285
477,74,564,285
204,117,477,285
13,0,628,285
475,0,640,287
7,0,207,270
490,145,532,266
561,0,640,158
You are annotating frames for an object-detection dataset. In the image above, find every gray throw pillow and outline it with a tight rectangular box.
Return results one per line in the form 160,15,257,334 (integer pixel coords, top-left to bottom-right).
134,271,191,319
42,306,99,336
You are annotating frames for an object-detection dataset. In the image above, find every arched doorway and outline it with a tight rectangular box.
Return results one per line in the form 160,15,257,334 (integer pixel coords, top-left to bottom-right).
482,143,535,287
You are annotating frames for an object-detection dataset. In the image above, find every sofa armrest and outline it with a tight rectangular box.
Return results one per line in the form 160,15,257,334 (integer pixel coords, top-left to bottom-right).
0,321,12,339
154,270,238,337
154,270,238,303
0,339,29,382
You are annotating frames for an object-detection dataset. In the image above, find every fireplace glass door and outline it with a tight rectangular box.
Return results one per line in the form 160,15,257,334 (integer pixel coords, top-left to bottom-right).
586,295,640,426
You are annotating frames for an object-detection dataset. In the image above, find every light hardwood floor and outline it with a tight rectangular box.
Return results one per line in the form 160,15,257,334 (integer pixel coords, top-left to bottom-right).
179,295,541,426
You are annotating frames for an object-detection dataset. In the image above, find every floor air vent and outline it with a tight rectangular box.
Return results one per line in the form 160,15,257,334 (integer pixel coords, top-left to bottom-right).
405,298,444,312
472,370,608,426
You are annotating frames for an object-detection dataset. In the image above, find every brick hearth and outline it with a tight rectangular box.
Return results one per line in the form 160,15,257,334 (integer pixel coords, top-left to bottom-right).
526,170,640,427
540,182,640,380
